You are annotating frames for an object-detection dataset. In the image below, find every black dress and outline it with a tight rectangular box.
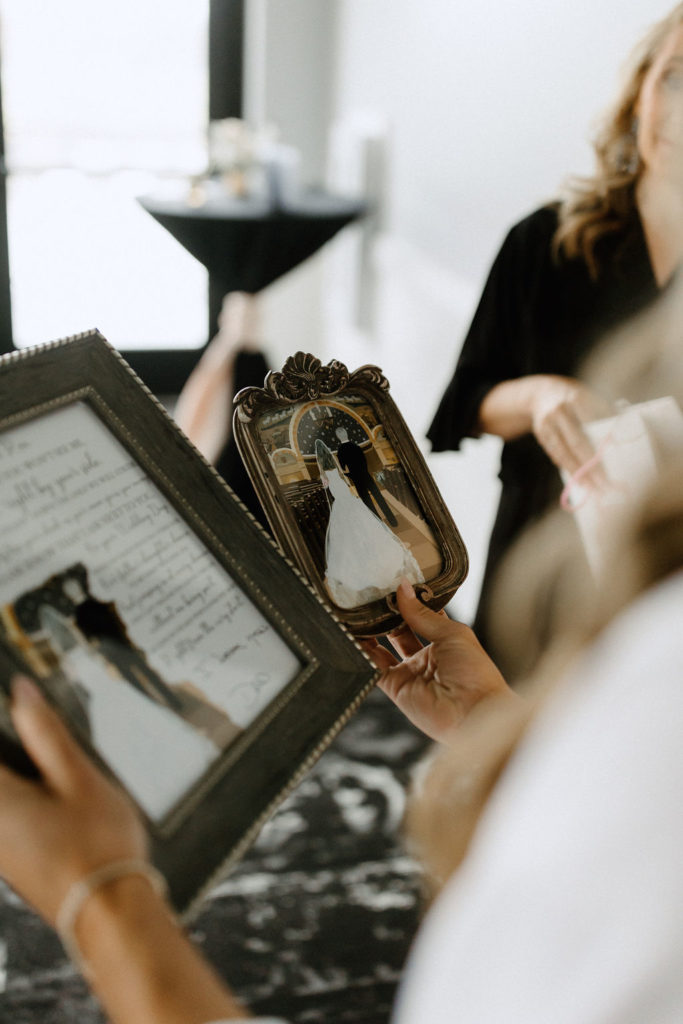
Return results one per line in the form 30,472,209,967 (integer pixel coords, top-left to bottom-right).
427,204,658,660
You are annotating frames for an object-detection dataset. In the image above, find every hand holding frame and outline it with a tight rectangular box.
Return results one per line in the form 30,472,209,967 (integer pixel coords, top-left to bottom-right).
363,581,519,745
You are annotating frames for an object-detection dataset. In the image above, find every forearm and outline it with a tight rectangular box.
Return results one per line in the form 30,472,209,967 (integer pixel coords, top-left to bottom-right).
75,876,249,1024
476,377,548,440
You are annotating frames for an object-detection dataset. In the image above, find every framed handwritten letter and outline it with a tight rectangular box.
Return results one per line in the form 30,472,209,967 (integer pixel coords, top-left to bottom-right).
233,353,469,636
0,332,377,919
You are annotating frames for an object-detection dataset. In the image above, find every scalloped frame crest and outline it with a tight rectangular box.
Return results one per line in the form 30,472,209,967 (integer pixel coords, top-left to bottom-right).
234,351,468,636
235,351,389,417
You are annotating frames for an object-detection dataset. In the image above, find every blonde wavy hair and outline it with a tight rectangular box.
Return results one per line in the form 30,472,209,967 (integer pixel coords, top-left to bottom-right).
407,280,683,896
553,3,683,279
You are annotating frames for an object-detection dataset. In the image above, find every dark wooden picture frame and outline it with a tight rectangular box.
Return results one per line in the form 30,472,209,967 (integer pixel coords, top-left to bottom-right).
0,331,377,920
233,352,468,636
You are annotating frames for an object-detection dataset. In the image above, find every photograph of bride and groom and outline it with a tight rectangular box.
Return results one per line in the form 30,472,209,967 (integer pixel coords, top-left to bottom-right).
256,392,443,610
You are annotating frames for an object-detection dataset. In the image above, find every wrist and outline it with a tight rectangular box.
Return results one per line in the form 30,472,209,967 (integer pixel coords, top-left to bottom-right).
69,869,173,974
438,685,525,749
478,377,546,439
73,877,247,1022
523,373,558,420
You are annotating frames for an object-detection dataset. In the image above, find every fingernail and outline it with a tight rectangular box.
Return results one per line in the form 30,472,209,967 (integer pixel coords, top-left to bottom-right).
11,675,42,705
398,578,415,597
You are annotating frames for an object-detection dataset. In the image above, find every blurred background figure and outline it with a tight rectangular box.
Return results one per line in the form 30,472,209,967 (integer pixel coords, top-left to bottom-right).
428,2,683,674
174,290,270,524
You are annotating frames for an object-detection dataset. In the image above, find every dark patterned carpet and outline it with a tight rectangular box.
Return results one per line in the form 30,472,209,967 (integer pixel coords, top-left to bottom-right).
0,688,431,1024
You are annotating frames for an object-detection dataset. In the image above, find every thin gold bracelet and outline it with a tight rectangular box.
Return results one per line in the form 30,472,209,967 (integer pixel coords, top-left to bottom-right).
55,858,169,979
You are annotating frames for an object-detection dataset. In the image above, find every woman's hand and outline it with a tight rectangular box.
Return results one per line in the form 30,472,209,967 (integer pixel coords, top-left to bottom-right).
0,677,251,1023
0,676,147,927
363,581,517,745
529,375,612,477
478,374,613,482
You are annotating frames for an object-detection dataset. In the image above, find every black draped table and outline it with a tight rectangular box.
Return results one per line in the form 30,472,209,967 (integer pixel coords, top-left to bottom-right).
138,186,366,295
137,184,367,517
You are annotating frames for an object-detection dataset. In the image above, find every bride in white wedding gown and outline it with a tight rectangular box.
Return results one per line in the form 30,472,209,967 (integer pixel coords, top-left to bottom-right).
315,440,424,609
38,604,219,822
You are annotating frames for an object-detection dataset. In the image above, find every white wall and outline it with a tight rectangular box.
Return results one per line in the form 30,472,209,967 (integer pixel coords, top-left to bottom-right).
244,0,672,621
331,0,670,275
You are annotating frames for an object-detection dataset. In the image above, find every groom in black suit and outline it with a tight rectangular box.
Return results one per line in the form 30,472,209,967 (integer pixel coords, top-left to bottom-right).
62,572,183,713
335,427,398,527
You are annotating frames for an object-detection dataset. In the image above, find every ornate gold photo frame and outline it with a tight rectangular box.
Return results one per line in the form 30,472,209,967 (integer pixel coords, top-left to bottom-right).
233,352,468,636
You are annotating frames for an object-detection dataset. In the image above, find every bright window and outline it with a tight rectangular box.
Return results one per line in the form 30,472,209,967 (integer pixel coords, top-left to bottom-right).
0,0,210,349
